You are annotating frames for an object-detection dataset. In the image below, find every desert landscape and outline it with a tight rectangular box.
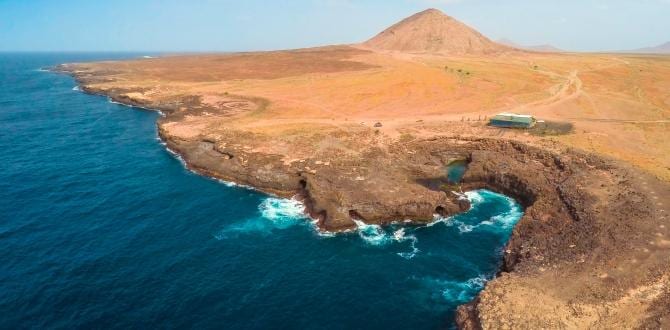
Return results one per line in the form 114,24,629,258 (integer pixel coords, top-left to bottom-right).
56,8,670,329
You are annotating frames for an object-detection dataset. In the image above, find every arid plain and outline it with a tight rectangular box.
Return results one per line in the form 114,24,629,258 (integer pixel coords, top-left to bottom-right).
63,42,670,180
58,9,670,329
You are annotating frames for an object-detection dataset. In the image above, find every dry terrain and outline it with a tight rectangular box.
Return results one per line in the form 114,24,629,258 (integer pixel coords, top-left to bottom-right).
57,8,670,329
60,46,670,181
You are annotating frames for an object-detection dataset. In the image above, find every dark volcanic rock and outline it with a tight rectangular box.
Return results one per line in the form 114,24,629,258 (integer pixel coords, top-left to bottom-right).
58,64,670,329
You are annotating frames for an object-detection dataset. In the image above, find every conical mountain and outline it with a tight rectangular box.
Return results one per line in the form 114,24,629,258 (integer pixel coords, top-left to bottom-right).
363,8,509,55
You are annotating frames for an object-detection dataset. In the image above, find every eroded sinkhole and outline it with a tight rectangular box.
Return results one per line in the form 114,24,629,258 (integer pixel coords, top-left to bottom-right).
446,159,468,184
417,159,470,192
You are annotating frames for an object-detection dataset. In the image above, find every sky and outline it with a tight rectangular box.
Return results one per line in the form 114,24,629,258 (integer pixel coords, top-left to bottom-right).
0,0,668,52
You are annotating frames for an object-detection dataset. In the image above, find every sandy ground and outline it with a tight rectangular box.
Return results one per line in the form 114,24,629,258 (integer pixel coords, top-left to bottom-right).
58,46,670,328
63,47,670,181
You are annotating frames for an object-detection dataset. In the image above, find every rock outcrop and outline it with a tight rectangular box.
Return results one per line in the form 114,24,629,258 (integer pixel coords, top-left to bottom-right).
55,42,670,329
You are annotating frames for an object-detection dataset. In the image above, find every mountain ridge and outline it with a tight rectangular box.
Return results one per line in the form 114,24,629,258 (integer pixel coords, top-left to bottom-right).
497,38,564,53
625,41,670,54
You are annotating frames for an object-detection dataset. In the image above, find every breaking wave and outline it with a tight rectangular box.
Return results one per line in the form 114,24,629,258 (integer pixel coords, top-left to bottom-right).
394,228,420,259
430,190,523,234
107,97,165,116
351,221,420,258
441,275,488,302
215,189,522,263
259,197,308,228
417,274,489,303
464,190,485,205
353,220,392,246
215,197,308,239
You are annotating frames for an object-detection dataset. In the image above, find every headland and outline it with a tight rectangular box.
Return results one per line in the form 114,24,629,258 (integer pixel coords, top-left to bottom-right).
55,9,670,328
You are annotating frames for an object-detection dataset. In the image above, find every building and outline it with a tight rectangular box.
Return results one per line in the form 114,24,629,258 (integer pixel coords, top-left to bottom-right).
489,113,537,128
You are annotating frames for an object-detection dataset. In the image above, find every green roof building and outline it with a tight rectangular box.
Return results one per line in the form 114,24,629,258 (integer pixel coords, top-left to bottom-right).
490,113,537,128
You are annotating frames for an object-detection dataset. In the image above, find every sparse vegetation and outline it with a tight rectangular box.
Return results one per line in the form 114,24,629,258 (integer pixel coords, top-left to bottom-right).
528,121,574,136
439,183,461,192
398,133,415,143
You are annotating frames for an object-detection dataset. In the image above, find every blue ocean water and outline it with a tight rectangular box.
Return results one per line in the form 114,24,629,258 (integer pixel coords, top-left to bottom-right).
0,53,523,329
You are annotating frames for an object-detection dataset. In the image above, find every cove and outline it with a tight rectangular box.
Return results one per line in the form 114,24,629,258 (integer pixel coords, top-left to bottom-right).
0,53,523,329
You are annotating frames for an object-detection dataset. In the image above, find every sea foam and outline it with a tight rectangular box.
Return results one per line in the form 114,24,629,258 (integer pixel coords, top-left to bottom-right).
259,197,307,228
428,190,523,234
394,228,420,259
353,220,392,246
415,273,489,304
214,197,306,239
440,274,488,302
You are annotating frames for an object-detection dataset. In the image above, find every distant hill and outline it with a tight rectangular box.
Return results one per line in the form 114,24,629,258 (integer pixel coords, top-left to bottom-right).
625,41,670,54
363,8,510,55
497,38,564,53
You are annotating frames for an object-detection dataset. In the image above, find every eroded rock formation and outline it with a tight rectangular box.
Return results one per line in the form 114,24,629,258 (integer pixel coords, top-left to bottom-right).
55,53,670,329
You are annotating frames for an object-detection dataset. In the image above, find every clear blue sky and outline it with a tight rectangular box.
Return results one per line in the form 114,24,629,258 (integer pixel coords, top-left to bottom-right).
1,0,668,52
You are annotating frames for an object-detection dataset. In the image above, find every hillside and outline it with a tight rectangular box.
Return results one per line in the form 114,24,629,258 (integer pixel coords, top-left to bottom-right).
56,8,670,329
498,38,564,53
363,9,510,55
627,41,670,54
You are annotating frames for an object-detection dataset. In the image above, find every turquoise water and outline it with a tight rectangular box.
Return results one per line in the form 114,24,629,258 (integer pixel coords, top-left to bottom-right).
446,160,468,184
0,53,523,329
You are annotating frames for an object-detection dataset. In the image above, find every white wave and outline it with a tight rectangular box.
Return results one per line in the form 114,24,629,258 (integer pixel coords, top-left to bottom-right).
477,191,523,231
353,220,392,246
108,98,123,105
394,228,420,259
491,207,523,229
430,216,477,234
305,215,341,238
215,197,308,239
349,222,421,258
141,55,156,59
417,274,489,303
164,145,187,166
454,209,521,234
214,177,256,191
393,227,406,241
441,274,488,302
457,223,475,233
427,214,450,227
464,190,484,205
106,97,165,116
72,86,81,91
427,191,486,228
217,179,238,188
259,197,307,228
451,190,468,201
425,190,523,234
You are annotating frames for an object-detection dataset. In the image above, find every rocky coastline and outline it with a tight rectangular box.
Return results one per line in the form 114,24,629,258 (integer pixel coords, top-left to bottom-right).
57,65,670,329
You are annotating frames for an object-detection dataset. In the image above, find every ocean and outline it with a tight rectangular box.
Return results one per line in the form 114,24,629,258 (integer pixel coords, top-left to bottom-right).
0,53,522,329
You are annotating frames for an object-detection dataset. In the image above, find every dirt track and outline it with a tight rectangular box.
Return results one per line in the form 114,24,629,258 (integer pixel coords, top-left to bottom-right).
55,43,670,328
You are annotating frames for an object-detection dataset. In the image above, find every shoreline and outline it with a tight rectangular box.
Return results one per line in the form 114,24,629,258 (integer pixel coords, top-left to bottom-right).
54,63,670,329
65,66,524,246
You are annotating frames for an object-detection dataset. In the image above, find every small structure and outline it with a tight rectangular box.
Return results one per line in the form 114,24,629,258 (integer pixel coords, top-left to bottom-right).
489,113,537,128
